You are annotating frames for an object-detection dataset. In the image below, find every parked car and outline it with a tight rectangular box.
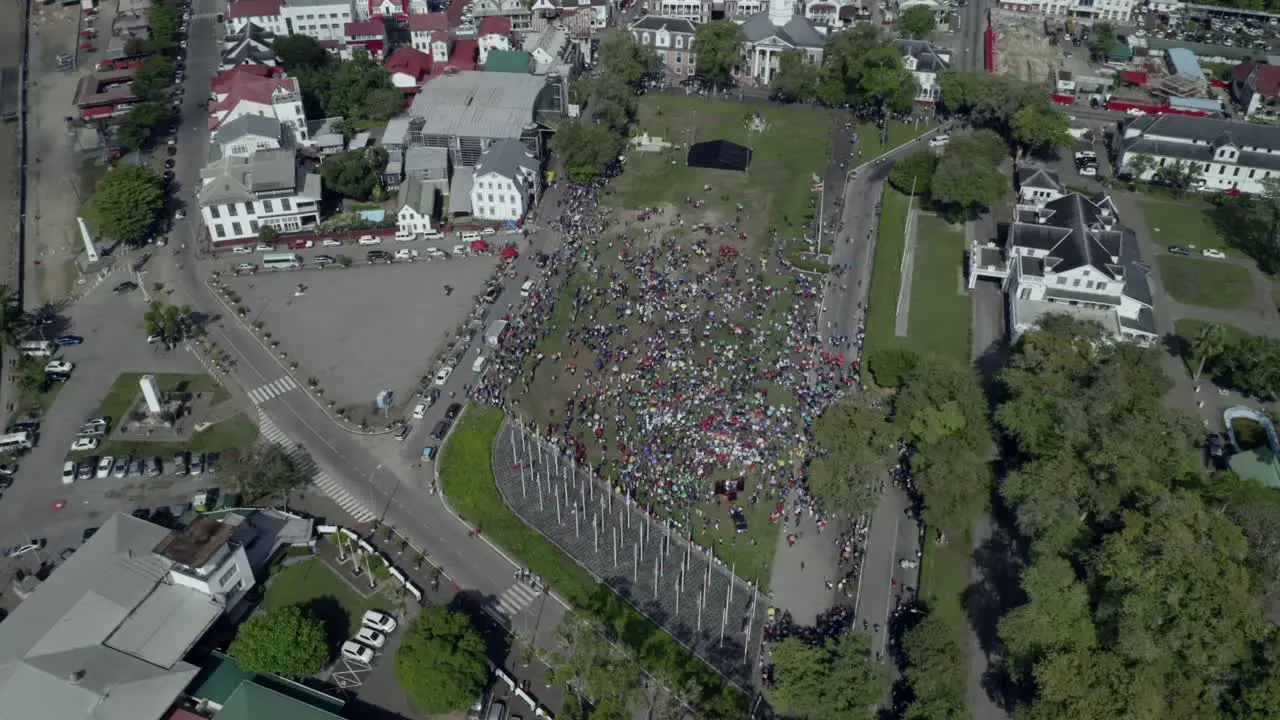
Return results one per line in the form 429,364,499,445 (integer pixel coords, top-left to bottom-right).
1202,248,1226,259
112,455,131,478
394,248,419,260
172,452,188,476
96,456,113,479
445,403,462,420
1167,246,1194,256
54,335,83,346
394,424,411,442
76,461,93,481
340,640,375,663
190,452,204,475
322,238,343,247
144,457,161,476
412,403,428,420
434,366,453,386
430,421,449,440
928,134,950,148
70,437,98,452
112,281,138,294
363,610,398,633
354,627,387,648
367,250,392,263
0,464,17,476
61,460,76,484
358,235,382,246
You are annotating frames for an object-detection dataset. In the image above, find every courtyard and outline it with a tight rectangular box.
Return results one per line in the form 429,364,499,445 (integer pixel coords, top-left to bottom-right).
218,257,498,411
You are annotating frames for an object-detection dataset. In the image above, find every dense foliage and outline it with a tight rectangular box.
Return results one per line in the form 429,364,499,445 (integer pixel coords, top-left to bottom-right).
991,315,1280,720
320,147,390,200
272,37,402,124
770,632,890,719
394,606,490,715
1208,176,1280,273
85,164,165,245
229,604,329,678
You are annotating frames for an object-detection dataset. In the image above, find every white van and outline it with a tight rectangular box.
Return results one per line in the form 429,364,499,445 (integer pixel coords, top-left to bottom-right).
423,229,444,241
459,231,481,242
19,340,55,357
472,355,488,373
520,279,534,297
231,246,253,255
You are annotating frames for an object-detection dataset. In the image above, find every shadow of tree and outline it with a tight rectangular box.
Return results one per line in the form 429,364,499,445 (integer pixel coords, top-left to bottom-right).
302,595,350,658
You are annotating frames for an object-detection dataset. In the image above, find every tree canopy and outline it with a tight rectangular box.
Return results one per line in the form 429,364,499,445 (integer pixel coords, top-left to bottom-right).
888,148,939,197
116,102,171,150
0,285,29,349
938,70,1070,151
132,56,175,101
819,26,919,111
320,147,389,200
143,300,193,339
1208,177,1280,273
552,121,622,184
694,20,747,87
771,632,890,719
394,606,489,715
85,164,165,245
218,442,308,502
989,315,1280,720
548,612,643,720
808,395,897,519
598,30,662,86
229,604,329,678
898,5,938,39
930,130,1011,218
771,49,821,103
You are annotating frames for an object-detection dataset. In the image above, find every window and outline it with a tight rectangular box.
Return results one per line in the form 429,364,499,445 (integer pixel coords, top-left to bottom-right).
488,194,494,202
249,220,259,233
216,562,239,588
263,199,274,212
244,202,254,215
676,53,682,64
232,222,243,236
1072,278,1081,287
675,35,683,48
281,198,291,211
1056,277,1066,285
214,224,225,238
210,206,221,219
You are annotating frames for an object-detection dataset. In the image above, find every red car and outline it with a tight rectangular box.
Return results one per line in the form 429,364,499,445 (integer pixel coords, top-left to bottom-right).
287,239,314,250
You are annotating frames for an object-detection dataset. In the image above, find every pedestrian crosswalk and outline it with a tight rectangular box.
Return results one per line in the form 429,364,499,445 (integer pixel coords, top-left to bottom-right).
494,582,541,617
257,410,377,523
247,376,298,405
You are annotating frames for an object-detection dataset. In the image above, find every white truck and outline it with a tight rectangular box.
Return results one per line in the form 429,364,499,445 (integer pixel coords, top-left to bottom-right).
485,319,509,348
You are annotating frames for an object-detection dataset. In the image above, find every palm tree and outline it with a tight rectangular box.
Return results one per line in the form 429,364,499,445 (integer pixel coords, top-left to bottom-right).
1192,322,1226,382
0,285,30,349
1127,153,1155,187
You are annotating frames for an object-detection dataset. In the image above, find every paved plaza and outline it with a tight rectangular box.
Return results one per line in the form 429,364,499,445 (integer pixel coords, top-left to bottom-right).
494,420,766,691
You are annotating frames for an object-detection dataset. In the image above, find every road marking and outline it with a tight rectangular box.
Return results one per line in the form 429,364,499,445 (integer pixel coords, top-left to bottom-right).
494,582,540,616
247,376,298,404
257,410,376,522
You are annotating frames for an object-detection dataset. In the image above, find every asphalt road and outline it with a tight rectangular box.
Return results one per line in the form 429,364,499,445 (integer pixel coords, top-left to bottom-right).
956,0,988,72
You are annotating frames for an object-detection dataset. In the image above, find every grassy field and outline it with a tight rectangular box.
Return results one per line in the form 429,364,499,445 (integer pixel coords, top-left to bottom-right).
96,372,231,422
608,94,833,243
97,413,259,458
439,405,747,716
865,189,911,362
1173,318,1253,376
1156,255,1256,310
1137,197,1235,255
851,120,933,162
260,558,387,652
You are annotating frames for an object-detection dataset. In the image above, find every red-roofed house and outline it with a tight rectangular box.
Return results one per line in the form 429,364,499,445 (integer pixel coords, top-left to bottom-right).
208,72,309,142
432,37,478,74
342,19,388,59
476,16,512,64
408,12,448,51
446,0,466,27
384,46,433,92
211,64,281,95
226,0,286,35
1232,60,1280,119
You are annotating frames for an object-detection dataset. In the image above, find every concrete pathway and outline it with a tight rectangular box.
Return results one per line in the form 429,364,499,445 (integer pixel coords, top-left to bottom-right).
895,209,919,338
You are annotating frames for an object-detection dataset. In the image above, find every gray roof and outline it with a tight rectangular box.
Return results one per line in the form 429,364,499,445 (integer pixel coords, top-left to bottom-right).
631,15,696,34
213,114,281,146
249,148,297,191
222,21,274,48
404,146,449,181
398,175,438,216
407,72,547,140
1167,47,1204,78
1016,166,1063,192
222,43,277,67
522,28,567,57
382,116,412,147
896,39,949,72
198,148,319,205
0,514,218,720
1124,113,1280,152
385,148,404,176
474,138,537,194
741,11,824,48
450,167,474,214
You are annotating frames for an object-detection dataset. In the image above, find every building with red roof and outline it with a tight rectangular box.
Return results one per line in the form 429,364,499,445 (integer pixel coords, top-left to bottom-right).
342,18,388,59
208,71,309,142
225,0,286,35
432,37,478,74
1232,59,1280,120
477,16,513,64
408,12,449,52
210,64,280,95
385,46,433,92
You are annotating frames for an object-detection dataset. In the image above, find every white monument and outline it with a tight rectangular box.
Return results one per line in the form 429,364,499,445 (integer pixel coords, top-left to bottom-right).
140,375,162,414
76,216,100,263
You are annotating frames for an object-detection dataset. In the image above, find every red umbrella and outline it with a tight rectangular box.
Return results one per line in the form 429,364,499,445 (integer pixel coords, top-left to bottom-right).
79,43,94,50
470,239,489,251
500,246,518,259
1224,187,1242,197
50,499,66,511
80,30,95,37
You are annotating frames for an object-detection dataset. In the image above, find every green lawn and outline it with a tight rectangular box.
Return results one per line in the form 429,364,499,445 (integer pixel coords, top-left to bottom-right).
608,94,833,242
687,494,778,588
96,372,231,422
439,405,747,716
260,558,387,652
1156,255,1256,310
852,120,933,161
865,191,972,381
1173,318,1253,376
1137,197,1235,255
97,413,259,459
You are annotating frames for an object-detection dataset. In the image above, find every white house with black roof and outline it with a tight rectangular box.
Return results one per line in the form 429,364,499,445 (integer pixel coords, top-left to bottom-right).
220,22,278,71
896,39,949,104
968,192,1157,346
1114,114,1280,195
738,1,825,85
1015,166,1065,207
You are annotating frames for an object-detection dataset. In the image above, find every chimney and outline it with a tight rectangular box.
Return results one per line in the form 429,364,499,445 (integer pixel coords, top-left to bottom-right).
68,670,86,685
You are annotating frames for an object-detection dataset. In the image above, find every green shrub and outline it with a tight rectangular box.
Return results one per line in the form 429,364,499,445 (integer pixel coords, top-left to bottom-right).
866,347,920,387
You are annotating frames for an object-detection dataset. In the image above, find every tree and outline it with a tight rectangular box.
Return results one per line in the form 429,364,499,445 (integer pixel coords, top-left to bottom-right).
1126,152,1155,183
771,49,819,102
142,300,193,338
598,30,661,86
552,121,623,184
1213,334,1280,400
1011,104,1071,157
1091,22,1118,61
819,26,918,110
364,87,407,122
548,613,643,719
898,5,937,39
229,604,329,678
888,148,938,197
808,396,896,518
84,164,165,245
0,285,30,350
694,20,746,88
1189,322,1225,382
116,102,171,150
320,147,389,200
394,606,489,715
937,70,1053,139
901,612,968,720
771,633,889,719
258,225,280,244
273,33,335,71
931,132,1010,218
327,50,398,122
591,75,638,133
219,442,308,502
132,56,175,101
1154,159,1198,197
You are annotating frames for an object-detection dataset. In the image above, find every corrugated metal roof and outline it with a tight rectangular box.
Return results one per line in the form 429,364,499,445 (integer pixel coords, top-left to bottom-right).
408,71,546,140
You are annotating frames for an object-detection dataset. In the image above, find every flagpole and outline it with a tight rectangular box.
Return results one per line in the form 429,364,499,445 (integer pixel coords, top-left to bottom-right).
816,176,825,257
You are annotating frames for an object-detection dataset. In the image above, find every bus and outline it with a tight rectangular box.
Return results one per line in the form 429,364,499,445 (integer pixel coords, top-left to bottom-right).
261,253,302,269
0,432,34,454
18,340,54,357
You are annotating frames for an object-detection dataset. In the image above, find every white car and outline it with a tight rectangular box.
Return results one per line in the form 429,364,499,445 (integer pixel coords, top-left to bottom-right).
394,231,416,242
255,244,274,252
451,244,468,255
394,248,419,260
340,640,375,664
322,238,343,247
479,227,497,236
928,134,950,148
96,456,113,479
45,360,73,374
70,437,99,452
412,403,428,420
175,209,186,220
354,627,387,648
363,609,399,633
61,460,76,484
1078,165,1097,177
1202,248,1226,259
358,235,382,246
434,366,453,386
1126,108,1148,116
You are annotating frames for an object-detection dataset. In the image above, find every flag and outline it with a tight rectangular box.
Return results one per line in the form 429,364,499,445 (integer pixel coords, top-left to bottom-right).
810,173,824,192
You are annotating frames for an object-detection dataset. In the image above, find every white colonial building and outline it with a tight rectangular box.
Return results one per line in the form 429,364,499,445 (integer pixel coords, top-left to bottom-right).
281,0,355,42
212,115,285,159
896,39,949,104
477,16,513,64
208,71,309,143
469,139,539,222
968,189,1156,346
226,0,288,35
198,148,323,243
995,0,1138,22
739,1,825,85
1114,114,1280,195
631,16,697,78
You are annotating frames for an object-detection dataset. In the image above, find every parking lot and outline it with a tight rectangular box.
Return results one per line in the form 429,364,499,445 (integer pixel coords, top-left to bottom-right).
217,256,500,410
